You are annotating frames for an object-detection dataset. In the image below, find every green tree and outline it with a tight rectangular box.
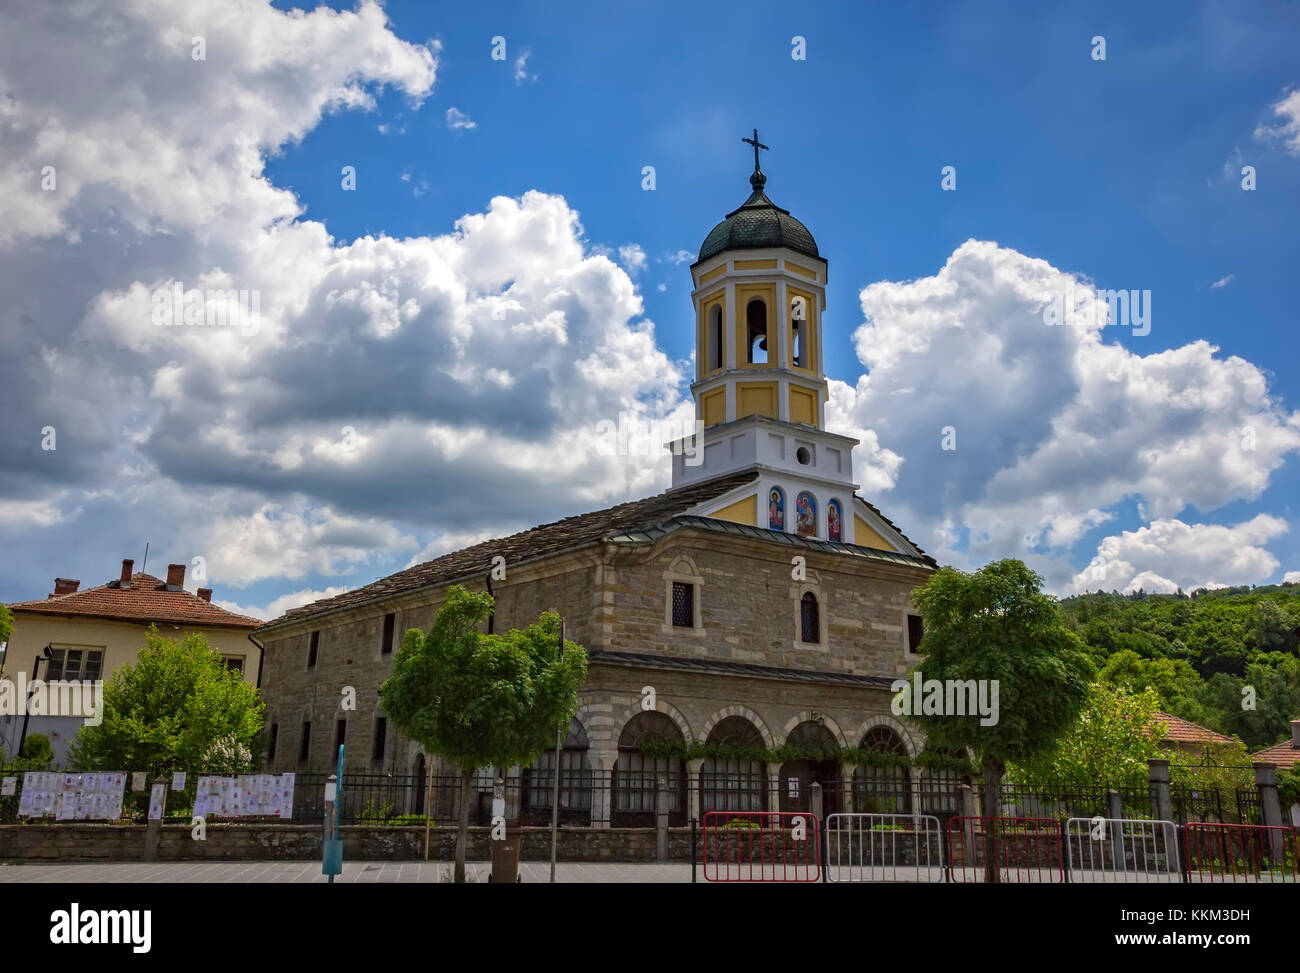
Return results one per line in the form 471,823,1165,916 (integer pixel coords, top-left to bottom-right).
18,733,54,766
67,626,263,777
379,585,588,882
908,559,1094,875
1009,684,1165,792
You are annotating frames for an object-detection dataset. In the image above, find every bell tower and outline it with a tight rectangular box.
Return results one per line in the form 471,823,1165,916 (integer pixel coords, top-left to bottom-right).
664,129,921,554
689,129,829,432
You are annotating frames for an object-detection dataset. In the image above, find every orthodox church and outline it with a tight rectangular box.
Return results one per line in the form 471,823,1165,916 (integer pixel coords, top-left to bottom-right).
256,134,940,826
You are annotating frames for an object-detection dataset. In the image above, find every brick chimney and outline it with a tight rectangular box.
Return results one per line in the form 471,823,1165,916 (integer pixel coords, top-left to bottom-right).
197,588,213,603
120,559,134,586
1292,719,1300,748
53,578,80,595
165,563,186,589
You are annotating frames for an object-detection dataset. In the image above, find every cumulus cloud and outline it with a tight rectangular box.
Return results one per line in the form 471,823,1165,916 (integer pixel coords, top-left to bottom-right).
618,244,648,276
832,240,1300,590
217,586,353,622
1071,515,1287,594
1255,88,1300,156
1211,274,1234,289
0,0,688,610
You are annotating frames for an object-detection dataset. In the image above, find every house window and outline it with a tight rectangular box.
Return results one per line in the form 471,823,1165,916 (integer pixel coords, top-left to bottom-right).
522,718,593,826
907,614,924,654
335,718,347,753
671,581,695,628
381,612,395,655
800,592,820,644
267,723,278,761
372,717,387,761
299,721,312,762
222,656,245,675
307,631,319,667
46,648,104,681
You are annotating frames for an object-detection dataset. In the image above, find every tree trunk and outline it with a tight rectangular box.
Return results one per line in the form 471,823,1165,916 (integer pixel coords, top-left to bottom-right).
455,766,474,883
982,758,1004,884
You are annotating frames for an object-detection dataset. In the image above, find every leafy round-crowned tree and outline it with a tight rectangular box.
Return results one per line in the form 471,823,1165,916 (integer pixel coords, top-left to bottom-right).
379,585,588,883
909,560,1094,841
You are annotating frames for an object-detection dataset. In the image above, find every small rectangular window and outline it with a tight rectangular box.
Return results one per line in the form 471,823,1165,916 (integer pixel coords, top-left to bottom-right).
307,631,319,667
907,614,924,654
299,721,312,761
671,581,694,628
381,612,395,655
268,723,279,761
335,718,347,753
373,717,387,761
800,592,820,644
223,656,245,675
45,649,65,681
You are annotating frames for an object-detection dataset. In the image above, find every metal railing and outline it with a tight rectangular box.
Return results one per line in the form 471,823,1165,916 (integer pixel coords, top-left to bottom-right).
1064,817,1181,883
825,812,944,883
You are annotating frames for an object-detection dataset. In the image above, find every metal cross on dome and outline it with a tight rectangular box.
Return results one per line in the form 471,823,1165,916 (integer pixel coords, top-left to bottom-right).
742,128,769,172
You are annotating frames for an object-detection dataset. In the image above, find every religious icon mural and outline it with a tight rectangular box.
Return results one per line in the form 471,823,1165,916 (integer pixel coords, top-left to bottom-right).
796,492,816,537
827,499,842,542
768,487,785,531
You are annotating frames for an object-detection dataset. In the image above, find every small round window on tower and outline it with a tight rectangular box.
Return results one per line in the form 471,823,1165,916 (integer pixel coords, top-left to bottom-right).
796,446,811,465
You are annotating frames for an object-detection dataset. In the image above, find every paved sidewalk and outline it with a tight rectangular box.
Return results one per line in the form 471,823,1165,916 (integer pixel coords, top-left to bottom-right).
0,860,693,883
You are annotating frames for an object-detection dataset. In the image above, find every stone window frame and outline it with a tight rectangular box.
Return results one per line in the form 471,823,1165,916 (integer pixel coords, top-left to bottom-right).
791,577,828,649
904,607,924,657
306,630,320,669
662,556,705,637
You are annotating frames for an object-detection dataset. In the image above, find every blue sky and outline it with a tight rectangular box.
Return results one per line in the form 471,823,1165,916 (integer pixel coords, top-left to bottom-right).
1,0,1298,617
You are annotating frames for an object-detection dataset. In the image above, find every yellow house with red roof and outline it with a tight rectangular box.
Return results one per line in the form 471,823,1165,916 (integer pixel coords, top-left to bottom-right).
1,558,261,766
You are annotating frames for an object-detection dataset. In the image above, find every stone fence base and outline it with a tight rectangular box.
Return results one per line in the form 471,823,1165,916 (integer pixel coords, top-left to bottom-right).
0,824,696,863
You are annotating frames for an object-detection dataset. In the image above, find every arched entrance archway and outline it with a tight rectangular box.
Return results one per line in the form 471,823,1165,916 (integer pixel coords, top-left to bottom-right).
779,721,841,816
520,717,593,826
700,716,767,813
853,725,912,814
613,711,688,827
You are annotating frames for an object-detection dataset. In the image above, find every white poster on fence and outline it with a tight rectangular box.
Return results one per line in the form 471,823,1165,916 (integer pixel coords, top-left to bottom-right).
17,770,126,820
193,773,295,819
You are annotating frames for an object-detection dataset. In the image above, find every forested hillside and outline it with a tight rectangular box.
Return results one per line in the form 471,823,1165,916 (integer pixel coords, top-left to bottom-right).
1059,582,1300,750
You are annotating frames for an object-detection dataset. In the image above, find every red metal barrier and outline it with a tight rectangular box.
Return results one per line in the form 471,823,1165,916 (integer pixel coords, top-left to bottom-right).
702,811,821,882
947,816,1064,883
1184,822,1298,883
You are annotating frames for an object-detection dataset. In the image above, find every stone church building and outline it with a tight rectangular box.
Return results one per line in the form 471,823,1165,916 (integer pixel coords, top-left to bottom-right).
255,144,942,827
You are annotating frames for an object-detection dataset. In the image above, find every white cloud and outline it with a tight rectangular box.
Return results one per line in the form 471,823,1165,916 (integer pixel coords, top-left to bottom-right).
665,249,695,265
445,106,476,131
1070,515,1287,594
1255,88,1300,156
1283,570,1300,584
217,585,352,622
832,240,1300,590
0,0,689,615
1211,274,1234,289
513,50,536,84
618,244,648,276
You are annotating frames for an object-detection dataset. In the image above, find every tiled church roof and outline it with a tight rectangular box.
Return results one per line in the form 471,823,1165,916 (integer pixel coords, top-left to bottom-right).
7,573,261,629
260,471,762,633
258,469,936,635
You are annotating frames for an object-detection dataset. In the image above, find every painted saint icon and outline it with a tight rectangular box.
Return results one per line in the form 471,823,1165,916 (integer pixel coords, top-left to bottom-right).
796,492,816,537
769,488,785,530
827,499,842,542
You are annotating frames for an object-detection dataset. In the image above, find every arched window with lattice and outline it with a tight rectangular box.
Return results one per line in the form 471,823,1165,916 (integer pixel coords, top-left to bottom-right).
853,726,913,814
700,716,767,813
612,711,687,827
521,717,592,826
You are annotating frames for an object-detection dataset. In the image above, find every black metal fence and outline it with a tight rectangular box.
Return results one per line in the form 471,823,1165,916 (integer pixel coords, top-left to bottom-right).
0,765,1274,829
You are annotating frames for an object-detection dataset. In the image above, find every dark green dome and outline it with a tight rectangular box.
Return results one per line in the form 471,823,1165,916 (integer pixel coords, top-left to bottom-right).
698,171,820,263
